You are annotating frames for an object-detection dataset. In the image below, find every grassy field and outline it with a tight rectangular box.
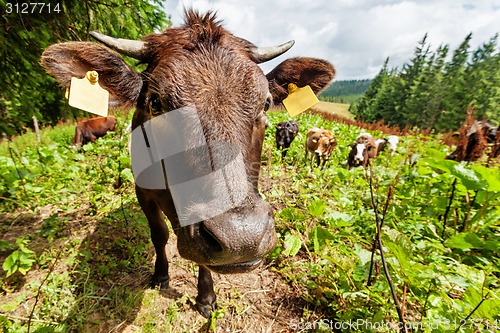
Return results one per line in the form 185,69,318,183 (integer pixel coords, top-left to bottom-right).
0,110,499,332
311,101,353,120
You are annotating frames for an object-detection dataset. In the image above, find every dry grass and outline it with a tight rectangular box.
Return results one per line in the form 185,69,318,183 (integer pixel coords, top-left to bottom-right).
311,101,353,120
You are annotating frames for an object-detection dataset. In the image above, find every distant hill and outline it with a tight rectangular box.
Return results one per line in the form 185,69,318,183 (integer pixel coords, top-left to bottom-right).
319,79,372,104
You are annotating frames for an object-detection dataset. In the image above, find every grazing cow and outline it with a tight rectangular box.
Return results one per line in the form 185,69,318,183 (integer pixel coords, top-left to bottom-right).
446,121,497,161
73,116,117,146
41,9,335,317
347,133,378,169
374,138,387,153
387,135,399,153
275,120,299,159
375,135,399,154
305,127,337,168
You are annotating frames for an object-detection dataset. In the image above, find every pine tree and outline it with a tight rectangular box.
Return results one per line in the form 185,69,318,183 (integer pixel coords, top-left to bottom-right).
437,33,473,129
463,35,500,124
350,58,391,122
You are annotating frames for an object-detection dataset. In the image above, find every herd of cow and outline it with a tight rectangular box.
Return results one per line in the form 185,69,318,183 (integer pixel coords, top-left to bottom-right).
75,115,400,169
73,115,498,169
43,9,498,319
276,120,400,169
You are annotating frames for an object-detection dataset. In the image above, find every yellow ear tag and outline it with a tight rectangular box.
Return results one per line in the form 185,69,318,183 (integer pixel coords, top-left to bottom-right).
282,83,319,117
68,71,109,117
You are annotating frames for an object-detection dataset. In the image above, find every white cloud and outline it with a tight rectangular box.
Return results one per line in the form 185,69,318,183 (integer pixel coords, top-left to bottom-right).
163,0,500,80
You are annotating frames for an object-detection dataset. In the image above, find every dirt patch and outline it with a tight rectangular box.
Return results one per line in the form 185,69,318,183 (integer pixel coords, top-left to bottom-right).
1,204,333,332
163,240,307,332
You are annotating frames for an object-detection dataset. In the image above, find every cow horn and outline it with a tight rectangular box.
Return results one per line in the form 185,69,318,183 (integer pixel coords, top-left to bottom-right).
251,40,295,63
90,31,146,59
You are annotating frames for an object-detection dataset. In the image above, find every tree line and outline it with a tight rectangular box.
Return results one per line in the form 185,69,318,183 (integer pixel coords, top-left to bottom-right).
319,79,371,104
1,0,168,135
350,33,500,131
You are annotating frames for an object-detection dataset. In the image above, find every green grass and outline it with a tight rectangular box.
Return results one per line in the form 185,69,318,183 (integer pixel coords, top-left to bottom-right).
1,110,499,332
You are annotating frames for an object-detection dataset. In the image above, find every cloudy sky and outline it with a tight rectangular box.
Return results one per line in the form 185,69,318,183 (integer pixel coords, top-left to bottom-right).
162,0,500,80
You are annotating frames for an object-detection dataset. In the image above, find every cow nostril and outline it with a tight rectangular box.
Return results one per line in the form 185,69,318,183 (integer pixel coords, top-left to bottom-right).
199,223,223,252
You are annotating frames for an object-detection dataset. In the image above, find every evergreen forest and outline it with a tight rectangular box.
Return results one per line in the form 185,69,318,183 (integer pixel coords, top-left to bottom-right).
350,33,500,131
320,79,371,104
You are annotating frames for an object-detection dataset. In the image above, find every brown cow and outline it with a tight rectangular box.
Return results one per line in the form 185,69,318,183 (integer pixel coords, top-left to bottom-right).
41,9,335,317
305,127,337,168
73,116,117,146
446,121,497,161
347,133,378,169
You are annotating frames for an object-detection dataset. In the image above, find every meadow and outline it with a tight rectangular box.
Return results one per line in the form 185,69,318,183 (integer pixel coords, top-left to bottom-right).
0,107,499,332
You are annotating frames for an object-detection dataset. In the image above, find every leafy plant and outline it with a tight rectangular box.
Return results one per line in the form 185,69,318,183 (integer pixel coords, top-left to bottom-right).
0,109,499,332
2,238,36,277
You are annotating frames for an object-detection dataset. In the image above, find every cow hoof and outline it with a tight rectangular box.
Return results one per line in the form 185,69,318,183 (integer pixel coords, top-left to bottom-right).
196,301,217,318
151,276,169,290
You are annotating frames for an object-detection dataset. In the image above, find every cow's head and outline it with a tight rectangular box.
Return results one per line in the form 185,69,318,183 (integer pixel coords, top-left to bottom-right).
351,142,368,163
41,10,335,274
315,131,337,158
276,121,299,146
350,140,376,166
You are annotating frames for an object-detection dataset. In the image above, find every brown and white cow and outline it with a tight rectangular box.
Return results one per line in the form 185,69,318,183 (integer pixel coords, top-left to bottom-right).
374,135,399,155
41,9,335,317
73,116,117,146
347,132,378,169
305,127,337,168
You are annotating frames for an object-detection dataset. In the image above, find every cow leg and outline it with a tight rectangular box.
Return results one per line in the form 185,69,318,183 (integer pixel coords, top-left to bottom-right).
73,127,82,146
136,191,170,289
195,266,217,318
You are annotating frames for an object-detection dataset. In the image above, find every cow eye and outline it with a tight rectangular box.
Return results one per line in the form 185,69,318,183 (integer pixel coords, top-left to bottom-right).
149,94,163,116
264,98,271,112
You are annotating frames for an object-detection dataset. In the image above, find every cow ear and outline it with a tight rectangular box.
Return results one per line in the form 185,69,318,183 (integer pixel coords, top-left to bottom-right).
40,42,142,109
266,57,335,104
349,143,355,148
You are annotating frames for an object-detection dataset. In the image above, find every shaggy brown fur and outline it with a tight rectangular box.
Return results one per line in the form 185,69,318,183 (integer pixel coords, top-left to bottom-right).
40,9,335,318
446,106,489,162
267,58,336,104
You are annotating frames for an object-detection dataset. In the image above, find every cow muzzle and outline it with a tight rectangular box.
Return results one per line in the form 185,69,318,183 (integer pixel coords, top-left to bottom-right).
178,197,276,273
